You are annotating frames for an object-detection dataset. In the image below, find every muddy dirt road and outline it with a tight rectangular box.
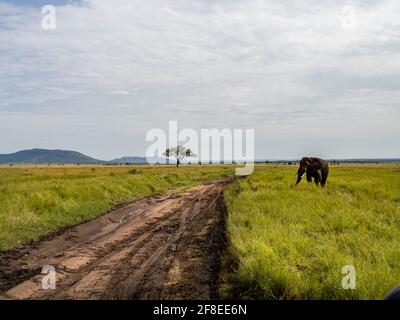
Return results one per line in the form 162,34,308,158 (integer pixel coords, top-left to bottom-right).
0,178,234,300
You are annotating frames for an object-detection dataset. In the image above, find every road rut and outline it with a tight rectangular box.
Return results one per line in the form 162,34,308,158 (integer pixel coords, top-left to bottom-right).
0,178,233,300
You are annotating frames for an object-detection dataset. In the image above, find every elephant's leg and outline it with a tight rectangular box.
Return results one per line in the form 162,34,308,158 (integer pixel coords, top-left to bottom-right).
306,170,312,183
321,170,328,187
315,170,322,186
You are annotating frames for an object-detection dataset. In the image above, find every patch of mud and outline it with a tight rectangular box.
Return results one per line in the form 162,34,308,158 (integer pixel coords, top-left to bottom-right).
0,178,234,300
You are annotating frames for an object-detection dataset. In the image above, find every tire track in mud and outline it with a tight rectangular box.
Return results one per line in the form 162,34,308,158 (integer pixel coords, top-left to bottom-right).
0,178,234,300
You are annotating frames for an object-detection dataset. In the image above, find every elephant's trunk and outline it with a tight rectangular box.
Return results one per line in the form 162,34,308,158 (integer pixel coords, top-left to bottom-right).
295,167,305,185
295,173,302,185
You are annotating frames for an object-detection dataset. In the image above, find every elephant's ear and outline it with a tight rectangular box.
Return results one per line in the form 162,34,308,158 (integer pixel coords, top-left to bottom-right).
304,157,312,165
315,158,324,167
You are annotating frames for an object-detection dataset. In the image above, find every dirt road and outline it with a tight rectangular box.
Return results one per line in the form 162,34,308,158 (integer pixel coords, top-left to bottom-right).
0,178,234,300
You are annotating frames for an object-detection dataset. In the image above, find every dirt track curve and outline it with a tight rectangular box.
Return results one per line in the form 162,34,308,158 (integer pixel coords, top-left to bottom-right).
0,178,234,300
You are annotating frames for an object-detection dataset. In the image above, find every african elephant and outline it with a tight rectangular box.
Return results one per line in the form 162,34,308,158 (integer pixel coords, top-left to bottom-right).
295,157,329,187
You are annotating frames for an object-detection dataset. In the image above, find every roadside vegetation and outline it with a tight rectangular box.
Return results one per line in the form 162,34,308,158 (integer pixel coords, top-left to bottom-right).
221,165,400,300
0,165,234,251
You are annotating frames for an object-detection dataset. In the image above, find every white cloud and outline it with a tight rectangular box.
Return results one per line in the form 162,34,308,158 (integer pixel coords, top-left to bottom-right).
0,0,399,159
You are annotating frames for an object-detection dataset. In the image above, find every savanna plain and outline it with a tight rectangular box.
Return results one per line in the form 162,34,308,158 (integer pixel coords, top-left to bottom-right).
0,164,399,299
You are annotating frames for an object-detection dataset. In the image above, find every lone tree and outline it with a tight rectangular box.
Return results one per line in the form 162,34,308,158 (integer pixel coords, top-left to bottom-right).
164,146,196,167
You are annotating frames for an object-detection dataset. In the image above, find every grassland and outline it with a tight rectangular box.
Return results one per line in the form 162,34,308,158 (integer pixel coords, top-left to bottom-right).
2,163,400,299
0,164,234,251
221,165,400,300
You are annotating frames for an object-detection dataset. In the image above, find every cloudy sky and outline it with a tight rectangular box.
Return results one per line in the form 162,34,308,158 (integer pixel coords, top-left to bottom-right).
0,0,399,160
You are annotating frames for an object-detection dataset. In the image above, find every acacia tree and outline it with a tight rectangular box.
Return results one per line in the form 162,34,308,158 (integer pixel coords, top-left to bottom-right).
164,146,196,167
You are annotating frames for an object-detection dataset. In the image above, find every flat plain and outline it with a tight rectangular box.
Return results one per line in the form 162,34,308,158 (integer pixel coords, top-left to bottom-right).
1,164,399,300
0,165,234,252
221,165,400,299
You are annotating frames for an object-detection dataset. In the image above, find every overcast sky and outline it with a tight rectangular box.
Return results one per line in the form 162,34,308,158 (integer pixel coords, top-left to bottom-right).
0,0,399,160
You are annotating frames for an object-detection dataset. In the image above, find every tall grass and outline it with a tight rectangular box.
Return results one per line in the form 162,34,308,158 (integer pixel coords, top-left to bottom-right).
222,165,400,300
0,165,234,251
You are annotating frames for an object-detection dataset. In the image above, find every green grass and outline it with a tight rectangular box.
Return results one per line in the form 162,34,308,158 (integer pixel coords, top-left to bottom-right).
0,164,234,251
221,165,400,300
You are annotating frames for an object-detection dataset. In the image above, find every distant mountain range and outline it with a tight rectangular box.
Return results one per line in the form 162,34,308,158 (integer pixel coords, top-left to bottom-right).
108,156,167,164
0,149,165,164
259,158,400,164
0,149,399,165
0,149,102,164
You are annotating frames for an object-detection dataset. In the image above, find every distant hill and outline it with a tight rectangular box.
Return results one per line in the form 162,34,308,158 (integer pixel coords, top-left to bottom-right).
0,149,103,164
330,158,400,163
257,158,400,164
1,149,398,165
108,156,167,164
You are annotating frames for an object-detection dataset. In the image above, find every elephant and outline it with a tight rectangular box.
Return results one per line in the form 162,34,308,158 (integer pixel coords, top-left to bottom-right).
295,157,329,187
